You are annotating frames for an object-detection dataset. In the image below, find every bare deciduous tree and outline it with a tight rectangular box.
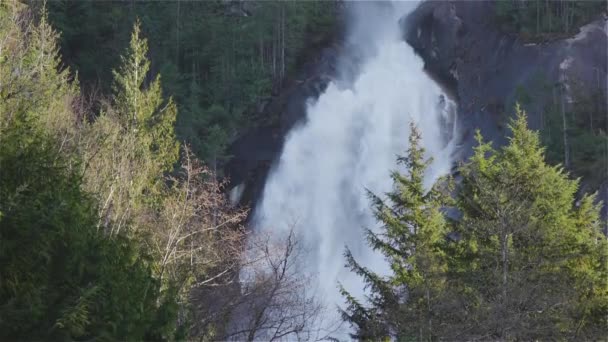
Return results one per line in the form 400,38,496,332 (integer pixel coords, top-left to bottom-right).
152,145,249,291
226,229,322,342
189,225,334,341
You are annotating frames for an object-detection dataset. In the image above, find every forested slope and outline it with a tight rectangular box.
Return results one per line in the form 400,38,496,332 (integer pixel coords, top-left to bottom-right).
0,1,606,341
43,0,338,170
1,2,319,339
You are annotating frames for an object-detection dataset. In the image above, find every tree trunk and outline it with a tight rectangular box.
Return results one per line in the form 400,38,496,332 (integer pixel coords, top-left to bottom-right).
213,156,218,227
501,232,509,339
536,0,540,35
547,0,552,31
176,0,180,65
561,84,570,169
426,286,432,340
280,3,285,85
564,1,569,33
259,35,264,69
272,23,276,83
605,140,608,235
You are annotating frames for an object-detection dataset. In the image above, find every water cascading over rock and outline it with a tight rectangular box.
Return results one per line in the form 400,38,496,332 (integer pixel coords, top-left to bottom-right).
253,0,458,335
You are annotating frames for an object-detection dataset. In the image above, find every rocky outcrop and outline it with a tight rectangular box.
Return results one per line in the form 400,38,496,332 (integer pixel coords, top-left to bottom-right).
404,1,607,156
223,2,349,212
225,43,343,212
227,1,607,219
405,1,607,226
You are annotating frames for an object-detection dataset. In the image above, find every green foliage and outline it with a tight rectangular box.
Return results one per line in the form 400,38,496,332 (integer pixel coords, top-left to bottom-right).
511,74,608,188
83,20,179,233
0,5,177,339
451,106,607,340
341,123,452,341
2,2,304,340
112,19,179,174
46,1,338,164
0,1,79,153
495,0,606,41
78,20,250,339
542,91,608,187
0,127,177,340
344,107,608,341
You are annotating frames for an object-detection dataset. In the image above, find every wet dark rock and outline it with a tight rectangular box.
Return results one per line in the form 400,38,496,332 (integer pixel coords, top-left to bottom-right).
404,1,607,158
405,1,607,227
226,2,607,226
225,42,344,214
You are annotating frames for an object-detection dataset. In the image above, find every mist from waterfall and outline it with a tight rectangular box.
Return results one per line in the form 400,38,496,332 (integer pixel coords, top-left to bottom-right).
253,0,457,336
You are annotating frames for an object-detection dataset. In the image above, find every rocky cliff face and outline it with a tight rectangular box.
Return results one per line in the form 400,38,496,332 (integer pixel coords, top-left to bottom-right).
227,1,608,219
225,37,344,212
404,0,607,227
404,1,607,156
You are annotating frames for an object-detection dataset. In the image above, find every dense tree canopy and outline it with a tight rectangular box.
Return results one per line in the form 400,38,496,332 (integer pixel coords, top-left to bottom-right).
1,3,320,339
495,0,606,41
0,4,176,339
0,122,177,340
451,106,607,340
342,108,607,341
1,1,606,340
44,0,339,166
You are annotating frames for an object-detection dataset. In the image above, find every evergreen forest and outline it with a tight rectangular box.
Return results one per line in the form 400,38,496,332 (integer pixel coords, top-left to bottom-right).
0,1,606,340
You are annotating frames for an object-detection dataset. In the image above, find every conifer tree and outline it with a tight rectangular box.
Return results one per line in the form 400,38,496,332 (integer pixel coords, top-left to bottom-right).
0,1,79,153
0,113,178,341
0,5,178,339
341,123,451,341
83,20,179,233
450,105,607,340
111,19,179,175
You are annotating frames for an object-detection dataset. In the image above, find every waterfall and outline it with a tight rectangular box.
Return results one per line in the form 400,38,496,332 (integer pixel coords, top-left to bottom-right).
253,1,457,337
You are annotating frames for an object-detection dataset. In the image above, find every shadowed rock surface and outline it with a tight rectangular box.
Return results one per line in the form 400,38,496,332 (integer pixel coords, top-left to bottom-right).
404,0,606,226
226,1,607,222
225,29,345,212
404,1,607,157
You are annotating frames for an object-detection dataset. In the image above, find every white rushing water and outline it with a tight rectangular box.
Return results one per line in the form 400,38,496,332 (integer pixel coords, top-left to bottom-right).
253,0,457,337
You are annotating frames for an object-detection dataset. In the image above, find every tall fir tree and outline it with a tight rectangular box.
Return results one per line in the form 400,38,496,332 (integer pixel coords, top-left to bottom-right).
82,20,179,234
341,123,451,341
111,19,179,175
449,105,607,340
0,4,178,339
0,1,79,154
